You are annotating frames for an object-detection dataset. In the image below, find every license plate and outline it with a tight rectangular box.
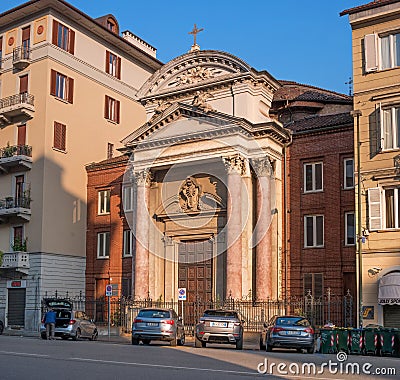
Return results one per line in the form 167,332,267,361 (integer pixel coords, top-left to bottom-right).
210,322,227,327
286,331,300,335
146,322,158,327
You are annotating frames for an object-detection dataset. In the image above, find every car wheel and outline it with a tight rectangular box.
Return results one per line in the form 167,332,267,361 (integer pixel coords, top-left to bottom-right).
132,337,139,345
142,339,151,345
259,336,266,350
177,333,185,346
73,328,81,341
201,341,206,348
296,348,303,353
41,333,47,340
266,341,272,352
91,330,98,341
307,347,315,354
195,335,202,348
170,337,177,347
235,336,243,350
0,322,4,335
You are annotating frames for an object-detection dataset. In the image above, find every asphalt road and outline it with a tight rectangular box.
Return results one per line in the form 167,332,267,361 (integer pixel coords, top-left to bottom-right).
0,335,399,380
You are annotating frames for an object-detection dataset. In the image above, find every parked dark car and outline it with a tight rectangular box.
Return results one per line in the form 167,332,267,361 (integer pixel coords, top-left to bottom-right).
195,309,244,350
260,315,315,353
40,298,98,341
132,308,185,346
0,319,3,334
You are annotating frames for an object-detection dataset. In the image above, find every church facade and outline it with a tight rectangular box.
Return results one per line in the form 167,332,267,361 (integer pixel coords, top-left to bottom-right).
86,48,291,302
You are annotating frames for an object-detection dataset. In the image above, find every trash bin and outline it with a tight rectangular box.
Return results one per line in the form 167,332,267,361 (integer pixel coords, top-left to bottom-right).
379,328,397,356
336,328,350,353
363,328,380,355
393,329,400,358
349,328,363,355
320,328,337,354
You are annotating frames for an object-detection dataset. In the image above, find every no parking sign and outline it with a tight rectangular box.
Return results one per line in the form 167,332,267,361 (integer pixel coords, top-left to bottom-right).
106,284,112,297
178,288,187,301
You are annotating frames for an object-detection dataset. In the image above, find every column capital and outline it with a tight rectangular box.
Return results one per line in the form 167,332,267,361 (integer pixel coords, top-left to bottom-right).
223,154,247,176
134,168,152,187
251,157,273,177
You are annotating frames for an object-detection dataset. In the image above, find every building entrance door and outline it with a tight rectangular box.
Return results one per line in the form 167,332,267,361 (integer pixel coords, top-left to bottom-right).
7,288,26,326
178,239,213,302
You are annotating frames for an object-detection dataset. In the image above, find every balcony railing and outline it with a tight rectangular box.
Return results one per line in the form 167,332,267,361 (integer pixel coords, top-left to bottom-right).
0,92,35,126
0,252,30,274
13,45,31,69
0,196,31,223
0,144,32,173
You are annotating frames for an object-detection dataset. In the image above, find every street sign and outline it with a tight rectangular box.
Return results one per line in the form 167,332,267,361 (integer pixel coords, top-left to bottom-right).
178,288,187,301
106,284,112,297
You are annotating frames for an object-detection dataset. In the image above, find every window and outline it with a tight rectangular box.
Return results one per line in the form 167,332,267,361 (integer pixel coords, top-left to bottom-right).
384,187,400,229
303,273,323,297
123,229,134,257
53,122,66,151
50,70,74,103
304,162,323,192
345,212,355,245
106,51,121,79
122,185,134,211
304,215,324,248
380,32,400,70
104,95,120,123
21,26,30,59
97,232,110,258
344,158,354,189
107,18,116,33
0,36,3,68
52,20,75,54
107,143,114,159
380,105,400,150
98,190,110,214
122,278,132,297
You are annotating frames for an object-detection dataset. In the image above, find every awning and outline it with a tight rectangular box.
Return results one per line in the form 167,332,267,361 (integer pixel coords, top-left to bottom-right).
378,271,400,305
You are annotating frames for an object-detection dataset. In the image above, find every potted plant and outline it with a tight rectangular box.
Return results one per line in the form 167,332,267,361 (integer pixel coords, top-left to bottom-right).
12,237,27,252
2,142,17,158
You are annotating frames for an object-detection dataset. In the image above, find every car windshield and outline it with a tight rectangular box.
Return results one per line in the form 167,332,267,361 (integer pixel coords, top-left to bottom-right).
138,310,170,318
276,317,310,326
203,310,238,318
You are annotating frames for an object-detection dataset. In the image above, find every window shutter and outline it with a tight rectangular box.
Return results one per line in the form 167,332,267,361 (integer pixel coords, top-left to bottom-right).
54,122,61,149
116,100,120,123
52,20,59,45
50,70,57,96
376,103,382,153
117,57,121,79
67,77,74,104
368,187,382,231
364,34,378,73
106,51,110,74
104,95,109,119
68,29,75,55
61,123,66,151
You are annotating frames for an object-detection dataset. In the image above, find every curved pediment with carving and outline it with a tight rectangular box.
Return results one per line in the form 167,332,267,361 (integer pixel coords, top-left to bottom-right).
137,50,252,99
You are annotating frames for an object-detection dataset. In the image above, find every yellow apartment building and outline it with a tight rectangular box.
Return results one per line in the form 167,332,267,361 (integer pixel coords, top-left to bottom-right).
0,0,161,331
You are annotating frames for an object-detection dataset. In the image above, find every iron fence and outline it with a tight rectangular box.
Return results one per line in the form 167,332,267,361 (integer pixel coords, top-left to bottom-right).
42,289,353,335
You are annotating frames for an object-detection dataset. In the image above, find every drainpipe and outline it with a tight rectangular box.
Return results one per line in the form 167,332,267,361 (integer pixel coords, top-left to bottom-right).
230,84,235,116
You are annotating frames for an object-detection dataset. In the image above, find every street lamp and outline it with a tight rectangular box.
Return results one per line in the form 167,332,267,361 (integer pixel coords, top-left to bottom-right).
351,109,362,328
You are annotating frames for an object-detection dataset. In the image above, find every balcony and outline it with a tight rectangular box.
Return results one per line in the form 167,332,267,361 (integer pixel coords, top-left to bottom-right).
13,46,31,70
0,196,31,223
0,251,30,274
0,92,35,127
0,144,32,173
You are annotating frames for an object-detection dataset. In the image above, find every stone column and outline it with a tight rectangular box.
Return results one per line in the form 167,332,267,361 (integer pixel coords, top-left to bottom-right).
133,169,151,299
223,155,246,299
252,158,273,300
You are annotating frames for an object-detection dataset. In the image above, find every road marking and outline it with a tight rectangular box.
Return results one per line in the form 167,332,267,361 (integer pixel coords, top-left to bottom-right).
0,351,49,358
70,357,261,376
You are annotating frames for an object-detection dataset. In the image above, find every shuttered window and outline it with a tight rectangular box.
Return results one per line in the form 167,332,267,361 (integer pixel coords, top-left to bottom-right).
104,95,120,123
106,51,121,79
53,122,66,151
368,187,382,231
364,34,378,73
52,20,75,54
50,70,74,103
303,273,323,297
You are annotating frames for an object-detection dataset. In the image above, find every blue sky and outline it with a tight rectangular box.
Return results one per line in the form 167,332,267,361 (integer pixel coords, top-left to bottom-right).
0,0,367,94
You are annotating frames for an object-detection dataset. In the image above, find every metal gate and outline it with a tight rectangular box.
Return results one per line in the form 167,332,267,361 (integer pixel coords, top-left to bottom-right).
8,288,26,326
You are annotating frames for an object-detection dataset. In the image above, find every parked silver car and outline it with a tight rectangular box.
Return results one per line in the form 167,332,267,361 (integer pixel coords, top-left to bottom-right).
195,309,244,350
40,298,98,341
260,315,315,353
131,308,185,346
0,319,3,334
